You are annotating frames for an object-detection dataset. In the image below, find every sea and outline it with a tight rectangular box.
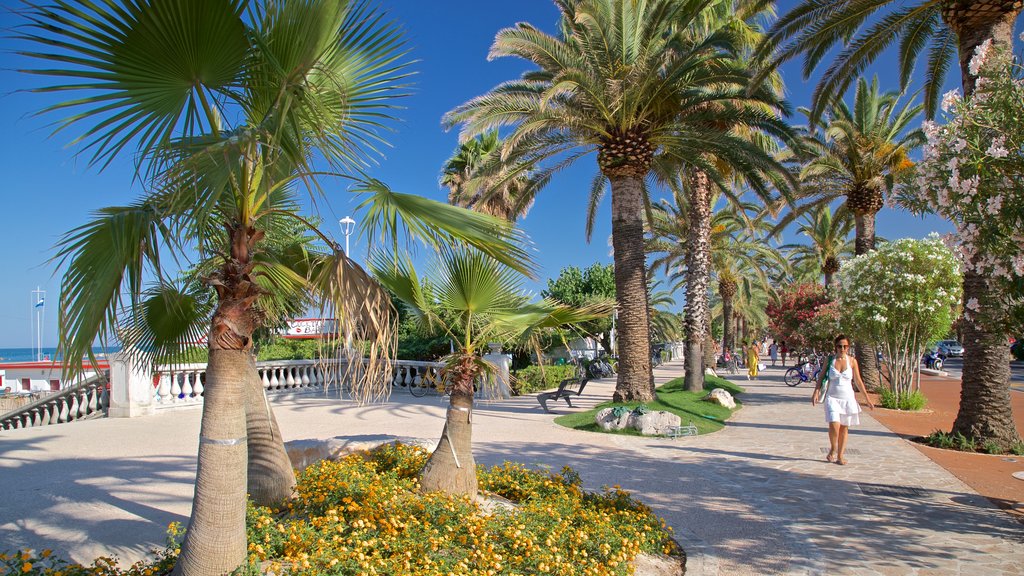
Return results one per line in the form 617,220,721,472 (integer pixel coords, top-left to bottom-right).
0,347,120,363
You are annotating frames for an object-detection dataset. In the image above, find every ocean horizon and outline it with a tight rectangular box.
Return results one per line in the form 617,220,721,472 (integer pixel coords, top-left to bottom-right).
0,347,121,363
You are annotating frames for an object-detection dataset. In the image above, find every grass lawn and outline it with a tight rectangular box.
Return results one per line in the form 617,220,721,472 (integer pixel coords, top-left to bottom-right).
553,374,744,436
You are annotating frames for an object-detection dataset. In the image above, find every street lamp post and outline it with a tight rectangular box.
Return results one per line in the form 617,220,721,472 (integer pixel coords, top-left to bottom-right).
339,216,356,255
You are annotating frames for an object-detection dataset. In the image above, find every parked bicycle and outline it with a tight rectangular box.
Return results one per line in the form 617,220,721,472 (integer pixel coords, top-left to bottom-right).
409,367,452,398
588,354,616,379
784,355,824,387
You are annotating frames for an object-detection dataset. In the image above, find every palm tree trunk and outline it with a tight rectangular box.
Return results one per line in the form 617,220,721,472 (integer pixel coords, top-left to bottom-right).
420,360,477,497
244,355,295,508
609,173,655,402
852,212,881,391
684,170,712,393
174,223,264,576
722,292,734,353
173,349,249,576
948,11,1022,449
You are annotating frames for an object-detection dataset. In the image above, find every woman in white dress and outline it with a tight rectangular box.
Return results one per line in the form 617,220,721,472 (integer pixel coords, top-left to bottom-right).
811,334,874,465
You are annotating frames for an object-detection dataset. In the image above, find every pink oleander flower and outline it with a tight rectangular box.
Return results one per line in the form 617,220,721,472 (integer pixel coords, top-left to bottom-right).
969,39,992,77
941,89,961,112
986,136,1008,159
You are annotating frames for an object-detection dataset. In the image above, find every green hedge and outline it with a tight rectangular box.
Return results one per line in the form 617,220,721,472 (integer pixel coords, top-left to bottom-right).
511,364,578,395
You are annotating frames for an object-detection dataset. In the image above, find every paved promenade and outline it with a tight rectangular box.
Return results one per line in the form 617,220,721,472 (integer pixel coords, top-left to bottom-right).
1,361,1022,574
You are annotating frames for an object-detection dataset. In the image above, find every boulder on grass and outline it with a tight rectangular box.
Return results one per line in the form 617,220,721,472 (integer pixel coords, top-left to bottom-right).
632,411,682,436
703,388,735,409
285,434,437,471
595,407,632,431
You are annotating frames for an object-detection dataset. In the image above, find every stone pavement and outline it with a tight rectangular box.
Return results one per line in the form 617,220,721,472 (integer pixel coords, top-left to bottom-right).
1,361,1022,574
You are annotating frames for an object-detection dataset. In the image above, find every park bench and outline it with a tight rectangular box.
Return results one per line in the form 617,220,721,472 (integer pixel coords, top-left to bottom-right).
537,377,588,413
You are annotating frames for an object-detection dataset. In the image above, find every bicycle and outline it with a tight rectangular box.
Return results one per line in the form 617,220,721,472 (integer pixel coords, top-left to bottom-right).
784,355,824,387
409,366,452,398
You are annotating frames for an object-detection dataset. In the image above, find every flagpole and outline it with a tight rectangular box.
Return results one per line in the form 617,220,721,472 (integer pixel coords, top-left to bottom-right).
32,287,45,361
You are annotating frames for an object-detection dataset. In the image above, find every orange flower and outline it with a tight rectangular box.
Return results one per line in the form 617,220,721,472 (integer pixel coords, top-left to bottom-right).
21,563,32,573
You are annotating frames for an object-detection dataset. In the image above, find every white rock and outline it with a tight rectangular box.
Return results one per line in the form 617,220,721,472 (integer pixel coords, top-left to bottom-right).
285,434,437,471
595,407,632,431
632,411,682,436
703,388,736,409
633,552,685,575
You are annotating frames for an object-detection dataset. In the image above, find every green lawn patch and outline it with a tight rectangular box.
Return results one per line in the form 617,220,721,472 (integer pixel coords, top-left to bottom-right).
553,374,744,436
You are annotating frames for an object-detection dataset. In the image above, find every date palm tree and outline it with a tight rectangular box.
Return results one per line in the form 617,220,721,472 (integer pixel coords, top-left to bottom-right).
16,2,532,574
772,78,923,389
445,0,792,401
440,131,544,222
760,0,1022,449
780,204,856,289
372,247,611,497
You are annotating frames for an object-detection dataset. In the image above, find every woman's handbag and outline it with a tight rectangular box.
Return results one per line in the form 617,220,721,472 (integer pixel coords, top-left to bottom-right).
818,355,834,397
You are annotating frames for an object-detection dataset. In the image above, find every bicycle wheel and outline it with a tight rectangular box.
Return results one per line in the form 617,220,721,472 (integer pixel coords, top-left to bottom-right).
784,367,804,387
409,372,431,397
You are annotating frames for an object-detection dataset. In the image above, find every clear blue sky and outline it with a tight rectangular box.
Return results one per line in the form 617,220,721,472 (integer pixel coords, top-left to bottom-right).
0,0,969,348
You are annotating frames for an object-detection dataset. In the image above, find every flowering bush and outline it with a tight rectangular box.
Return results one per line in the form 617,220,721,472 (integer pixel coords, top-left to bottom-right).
5,443,676,576
766,283,835,352
836,236,962,401
905,39,1024,331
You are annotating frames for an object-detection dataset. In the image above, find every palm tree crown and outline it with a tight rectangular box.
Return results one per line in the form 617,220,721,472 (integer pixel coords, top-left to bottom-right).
780,205,856,288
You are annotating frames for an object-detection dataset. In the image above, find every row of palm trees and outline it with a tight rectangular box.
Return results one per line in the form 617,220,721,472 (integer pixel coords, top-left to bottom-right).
440,0,1019,447
16,1,1021,575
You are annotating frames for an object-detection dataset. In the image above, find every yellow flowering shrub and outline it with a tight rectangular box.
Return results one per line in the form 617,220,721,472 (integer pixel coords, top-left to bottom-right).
4,443,676,576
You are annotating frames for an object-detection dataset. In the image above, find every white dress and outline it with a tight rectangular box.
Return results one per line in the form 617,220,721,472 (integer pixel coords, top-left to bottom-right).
824,360,860,426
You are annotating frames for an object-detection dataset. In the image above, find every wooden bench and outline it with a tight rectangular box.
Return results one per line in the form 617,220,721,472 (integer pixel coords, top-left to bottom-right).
537,377,588,413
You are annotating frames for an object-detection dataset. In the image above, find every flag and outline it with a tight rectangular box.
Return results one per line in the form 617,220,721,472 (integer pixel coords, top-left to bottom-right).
35,296,44,309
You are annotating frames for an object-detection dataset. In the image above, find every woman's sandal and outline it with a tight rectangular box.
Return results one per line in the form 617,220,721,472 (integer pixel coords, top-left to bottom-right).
836,456,847,465
826,451,837,463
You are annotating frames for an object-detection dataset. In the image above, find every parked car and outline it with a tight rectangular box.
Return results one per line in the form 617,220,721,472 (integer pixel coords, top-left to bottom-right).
936,340,964,357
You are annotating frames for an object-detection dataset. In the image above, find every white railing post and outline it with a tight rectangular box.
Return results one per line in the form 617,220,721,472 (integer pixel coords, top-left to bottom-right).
482,343,511,400
108,352,155,418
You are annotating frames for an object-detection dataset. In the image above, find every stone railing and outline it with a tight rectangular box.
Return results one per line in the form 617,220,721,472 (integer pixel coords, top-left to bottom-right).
0,373,109,430
146,358,448,411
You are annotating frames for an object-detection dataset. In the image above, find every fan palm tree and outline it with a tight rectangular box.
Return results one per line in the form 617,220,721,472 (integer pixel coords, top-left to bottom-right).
17,2,532,574
772,78,922,389
440,131,544,222
444,0,792,402
760,0,1022,449
780,204,856,288
372,248,611,497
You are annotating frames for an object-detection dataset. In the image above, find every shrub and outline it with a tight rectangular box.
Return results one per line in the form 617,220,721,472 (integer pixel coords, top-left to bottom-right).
878,389,927,411
511,364,578,395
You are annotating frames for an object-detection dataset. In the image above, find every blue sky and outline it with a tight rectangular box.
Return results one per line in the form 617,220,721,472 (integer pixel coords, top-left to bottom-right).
0,0,967,348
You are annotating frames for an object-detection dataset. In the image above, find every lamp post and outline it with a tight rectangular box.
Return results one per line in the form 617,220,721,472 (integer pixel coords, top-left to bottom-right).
339,216,356,255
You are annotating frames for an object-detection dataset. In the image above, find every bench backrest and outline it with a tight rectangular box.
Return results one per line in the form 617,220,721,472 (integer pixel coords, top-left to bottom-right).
557,377,587,397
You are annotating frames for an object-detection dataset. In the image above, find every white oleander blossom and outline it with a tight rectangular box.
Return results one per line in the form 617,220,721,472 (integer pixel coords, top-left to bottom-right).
986,136,1008,158
941,89,961,112
911,41,1024,330
969,39,992,77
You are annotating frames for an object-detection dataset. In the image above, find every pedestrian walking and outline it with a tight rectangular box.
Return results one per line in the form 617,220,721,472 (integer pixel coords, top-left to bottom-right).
769,341,778,367
747,341,760,380
780,341,788,366
812,334,875,465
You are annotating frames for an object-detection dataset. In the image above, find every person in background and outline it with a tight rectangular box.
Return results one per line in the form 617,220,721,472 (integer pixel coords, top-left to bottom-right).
780,341,788,366
812,334,874,465
769,341,779,367
747,340,760,380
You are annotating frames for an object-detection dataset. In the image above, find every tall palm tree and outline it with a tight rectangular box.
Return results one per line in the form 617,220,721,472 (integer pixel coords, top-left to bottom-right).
17,2,532,574
372,248,611,497
446,0,792,401
780,205,856,288
760,0,1022,449
772,78,923,389
440,131,543,222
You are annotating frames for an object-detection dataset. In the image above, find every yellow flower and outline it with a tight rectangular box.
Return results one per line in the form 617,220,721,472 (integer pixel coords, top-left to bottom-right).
21,563,32,573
